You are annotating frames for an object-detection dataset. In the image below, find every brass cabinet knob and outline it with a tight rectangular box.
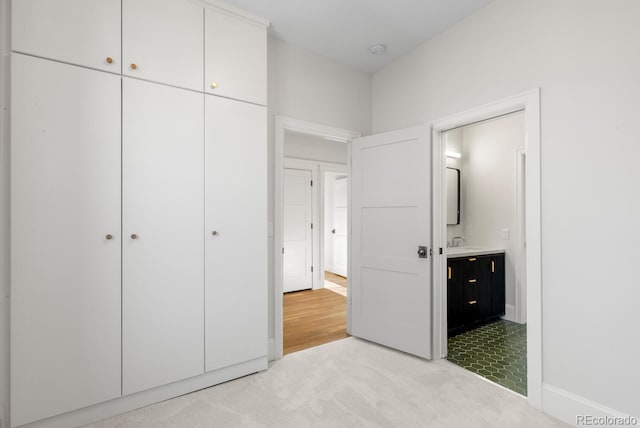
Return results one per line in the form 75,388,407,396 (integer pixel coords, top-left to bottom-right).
211,231,218,236
106,234,113,240
210,82,217,89
131,234,138,239
130,63,138,70
106,57,114,64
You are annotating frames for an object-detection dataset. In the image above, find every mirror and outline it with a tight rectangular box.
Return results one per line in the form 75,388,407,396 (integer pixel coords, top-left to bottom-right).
447,167,460,225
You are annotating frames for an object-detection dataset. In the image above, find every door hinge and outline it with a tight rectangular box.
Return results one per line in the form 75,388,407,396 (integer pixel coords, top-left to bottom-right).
311,266,314,272
310,180,313,186
310,223,313,230
439,247,443,255
282,247,284,254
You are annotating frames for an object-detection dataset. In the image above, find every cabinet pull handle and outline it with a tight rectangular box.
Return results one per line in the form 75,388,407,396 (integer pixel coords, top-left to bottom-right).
468,300,477,305
106,57,114,64
105,234,113,240
130,63,138,70
491,260,495,273
211,231,218,236
448,267,451,280
468,279,477,283
210,82,218,89
130,234,138,239
468,257,476,262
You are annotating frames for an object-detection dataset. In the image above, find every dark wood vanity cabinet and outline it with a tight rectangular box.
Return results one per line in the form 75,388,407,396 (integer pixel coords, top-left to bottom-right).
447,253,505,335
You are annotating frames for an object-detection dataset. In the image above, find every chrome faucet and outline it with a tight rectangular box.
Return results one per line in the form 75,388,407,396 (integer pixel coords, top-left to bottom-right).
451,236,465,247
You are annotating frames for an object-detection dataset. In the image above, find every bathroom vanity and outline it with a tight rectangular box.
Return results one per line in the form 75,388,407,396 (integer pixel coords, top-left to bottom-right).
447,248,505,335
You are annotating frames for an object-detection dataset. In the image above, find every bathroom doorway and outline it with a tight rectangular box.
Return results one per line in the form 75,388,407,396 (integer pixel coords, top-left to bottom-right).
442,111,527,395
431,89,541,405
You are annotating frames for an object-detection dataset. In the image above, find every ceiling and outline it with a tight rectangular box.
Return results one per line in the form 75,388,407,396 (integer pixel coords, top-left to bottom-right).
221,0,494,73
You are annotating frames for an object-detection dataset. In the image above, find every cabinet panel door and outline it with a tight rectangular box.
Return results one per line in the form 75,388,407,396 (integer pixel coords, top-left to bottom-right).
123,0,203,90
205,8,267,105
123,78,204,394
11,54,121,426
204,96,267,371
490,255,506,317
12,0,121,72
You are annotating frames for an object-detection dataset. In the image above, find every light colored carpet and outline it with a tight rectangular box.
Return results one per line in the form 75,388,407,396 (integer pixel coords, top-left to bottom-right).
84,338,566,428
324,280,347,297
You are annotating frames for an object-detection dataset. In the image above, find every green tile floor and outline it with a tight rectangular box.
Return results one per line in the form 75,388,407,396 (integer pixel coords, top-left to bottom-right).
447,320,527,396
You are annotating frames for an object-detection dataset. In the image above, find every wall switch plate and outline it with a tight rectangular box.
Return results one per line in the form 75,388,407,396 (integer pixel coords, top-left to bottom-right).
501,228,511,240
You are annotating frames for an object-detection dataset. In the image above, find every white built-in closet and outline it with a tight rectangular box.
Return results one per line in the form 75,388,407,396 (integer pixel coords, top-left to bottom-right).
10,0,268,426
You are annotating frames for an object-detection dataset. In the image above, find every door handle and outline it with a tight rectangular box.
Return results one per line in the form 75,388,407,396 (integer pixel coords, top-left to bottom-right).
417,246,428,259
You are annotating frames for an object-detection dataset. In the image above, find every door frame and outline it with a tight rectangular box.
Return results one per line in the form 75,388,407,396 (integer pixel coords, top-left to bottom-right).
431,89,542,409
274,116,360,360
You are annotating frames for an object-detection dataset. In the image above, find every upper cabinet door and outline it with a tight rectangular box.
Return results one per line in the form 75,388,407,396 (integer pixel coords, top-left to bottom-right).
12,0,121,72
205,8,267,105
123,0,204,91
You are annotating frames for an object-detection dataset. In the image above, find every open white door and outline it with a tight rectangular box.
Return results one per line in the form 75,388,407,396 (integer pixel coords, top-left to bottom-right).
350,125,432,359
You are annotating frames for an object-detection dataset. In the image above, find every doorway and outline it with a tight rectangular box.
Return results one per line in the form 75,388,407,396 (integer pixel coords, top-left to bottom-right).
442,111,527,396
274,117,361,359
431,89,541,408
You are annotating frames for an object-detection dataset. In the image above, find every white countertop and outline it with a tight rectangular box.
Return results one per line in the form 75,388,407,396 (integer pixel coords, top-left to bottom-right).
446,247,505,258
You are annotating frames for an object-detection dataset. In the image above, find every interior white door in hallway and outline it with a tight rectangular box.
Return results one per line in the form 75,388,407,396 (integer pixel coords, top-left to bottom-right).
331,176,348,277
350,125,432,359
283,169,313,292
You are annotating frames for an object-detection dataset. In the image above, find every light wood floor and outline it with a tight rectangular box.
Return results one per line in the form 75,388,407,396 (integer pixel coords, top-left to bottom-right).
325,271,347,287
283,286,348,355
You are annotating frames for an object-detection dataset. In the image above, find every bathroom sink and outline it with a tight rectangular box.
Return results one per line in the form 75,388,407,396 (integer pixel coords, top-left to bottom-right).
446,246,505,257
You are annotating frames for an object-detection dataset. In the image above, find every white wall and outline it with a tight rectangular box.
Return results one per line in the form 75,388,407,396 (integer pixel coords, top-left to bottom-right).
284,131,347,164
461,112,524,315
372,0,640,420
0,0,9,424
267,37,371,351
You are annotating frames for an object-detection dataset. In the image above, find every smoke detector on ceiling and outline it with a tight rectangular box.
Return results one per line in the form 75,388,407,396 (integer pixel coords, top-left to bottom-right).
369,43,386,56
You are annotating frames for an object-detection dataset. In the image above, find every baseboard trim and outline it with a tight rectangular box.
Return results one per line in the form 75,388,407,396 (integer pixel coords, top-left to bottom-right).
502,304,517,323
542,383,638,427
14,357,268,428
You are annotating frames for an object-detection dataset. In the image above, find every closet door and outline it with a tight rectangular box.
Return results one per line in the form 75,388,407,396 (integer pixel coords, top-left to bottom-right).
204,95,267,371
123,0,204,90
11,54,121,427
122,78,204,394
12,0,121,72
204,8,267,105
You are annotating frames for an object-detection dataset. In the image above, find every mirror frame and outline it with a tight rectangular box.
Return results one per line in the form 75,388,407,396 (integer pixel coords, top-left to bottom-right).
446,167,460,225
